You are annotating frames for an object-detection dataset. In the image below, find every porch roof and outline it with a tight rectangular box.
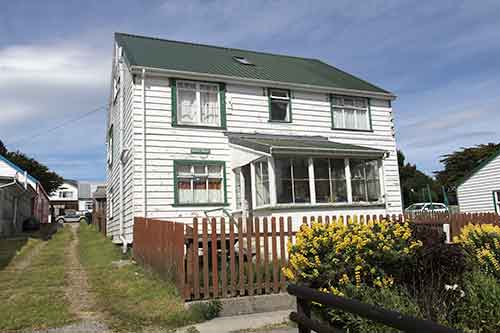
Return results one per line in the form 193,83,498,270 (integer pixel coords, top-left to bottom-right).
226,133,386,157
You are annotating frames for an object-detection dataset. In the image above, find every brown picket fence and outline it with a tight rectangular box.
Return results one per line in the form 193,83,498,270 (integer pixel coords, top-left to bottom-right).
132,212,500,301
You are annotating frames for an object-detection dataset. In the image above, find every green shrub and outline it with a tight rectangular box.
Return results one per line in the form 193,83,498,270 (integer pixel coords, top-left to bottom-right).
455,224,500,279
189,300,222,321
455,271,500,332
321,284,422,333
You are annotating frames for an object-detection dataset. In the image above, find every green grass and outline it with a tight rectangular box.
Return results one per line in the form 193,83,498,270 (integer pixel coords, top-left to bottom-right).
0,227,75,332
78,223,204,332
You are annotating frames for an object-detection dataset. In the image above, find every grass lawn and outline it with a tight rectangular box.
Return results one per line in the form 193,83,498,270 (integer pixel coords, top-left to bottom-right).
78,223,205,332
0,227,75,332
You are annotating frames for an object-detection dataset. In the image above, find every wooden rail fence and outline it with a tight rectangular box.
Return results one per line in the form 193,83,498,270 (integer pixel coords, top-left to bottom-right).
132,212,499,301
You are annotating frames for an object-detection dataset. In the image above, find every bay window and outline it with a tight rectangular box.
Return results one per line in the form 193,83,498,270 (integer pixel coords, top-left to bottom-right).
313,158,348,203
174,161,226,205
276,157,310,203
234,170,242,209
255,161,270,206
332,95,371,131
350,159,381,202
172,79,226,128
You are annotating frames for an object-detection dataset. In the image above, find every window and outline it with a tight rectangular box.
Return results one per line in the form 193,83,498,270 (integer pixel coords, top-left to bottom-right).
255,161,270,206
233,56,254,65
276,157,310,204
350,159,381,202
113,76,120,105
59,191,73,199
494,191,500,214
234,170,242,209
107,126,114,166
174,80,224,127
175,161,226,205
332,96,370,130
314,158,348,203
269,89,291,122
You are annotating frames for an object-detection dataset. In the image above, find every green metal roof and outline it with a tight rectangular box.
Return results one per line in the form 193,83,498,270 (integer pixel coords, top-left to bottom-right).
227,133,386,156
115,33,390,95
456,147,500,188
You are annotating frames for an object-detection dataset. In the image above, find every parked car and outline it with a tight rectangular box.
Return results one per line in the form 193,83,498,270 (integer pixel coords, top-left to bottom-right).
405,202,449,214
56,210,88,224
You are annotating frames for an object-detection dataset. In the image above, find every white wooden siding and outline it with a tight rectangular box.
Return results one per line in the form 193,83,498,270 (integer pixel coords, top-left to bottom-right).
107,65,403,242
457,153,500,213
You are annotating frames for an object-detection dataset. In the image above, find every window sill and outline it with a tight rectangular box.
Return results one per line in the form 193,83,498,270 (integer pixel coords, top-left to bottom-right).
172,123,226,130
172,203,229,207
253,201,385,211
331,127,374,133
268,120,292,123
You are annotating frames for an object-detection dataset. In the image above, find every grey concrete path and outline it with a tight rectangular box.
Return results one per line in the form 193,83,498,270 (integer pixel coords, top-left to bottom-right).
176,310,295,333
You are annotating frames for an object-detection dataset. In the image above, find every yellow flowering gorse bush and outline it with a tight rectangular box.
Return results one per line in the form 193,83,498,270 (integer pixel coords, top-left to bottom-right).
284,217,422,291
454,223,500,278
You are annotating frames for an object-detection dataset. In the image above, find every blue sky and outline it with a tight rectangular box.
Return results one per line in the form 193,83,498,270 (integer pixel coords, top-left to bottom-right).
1,0,499,181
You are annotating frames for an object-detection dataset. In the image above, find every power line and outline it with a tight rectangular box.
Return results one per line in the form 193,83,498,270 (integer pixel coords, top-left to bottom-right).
10,105,107,146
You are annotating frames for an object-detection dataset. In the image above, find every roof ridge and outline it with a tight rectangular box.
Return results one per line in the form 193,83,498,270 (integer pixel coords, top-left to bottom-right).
114,32,317,62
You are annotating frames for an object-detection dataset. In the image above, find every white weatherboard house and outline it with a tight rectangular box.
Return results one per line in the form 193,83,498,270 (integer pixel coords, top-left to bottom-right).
106,33,403,245
457,148,500,214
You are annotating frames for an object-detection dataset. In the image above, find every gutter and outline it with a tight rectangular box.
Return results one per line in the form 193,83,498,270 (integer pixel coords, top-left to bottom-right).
119,57,127,253
129,65,397,101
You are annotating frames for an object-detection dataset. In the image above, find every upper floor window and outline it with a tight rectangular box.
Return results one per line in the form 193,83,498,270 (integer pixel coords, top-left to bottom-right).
59,191,73,199
173,80,226,128
174,161,226,205
269,89,291,122
332,96,370,131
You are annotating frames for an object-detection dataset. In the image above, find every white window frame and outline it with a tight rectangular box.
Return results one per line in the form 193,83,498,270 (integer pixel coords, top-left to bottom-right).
332,95,371,131
253,159,270,208
233,168,243,210
275,157,312,204
269,88,291,122
313,158,349,204
107,126,114,166
177,80,221,127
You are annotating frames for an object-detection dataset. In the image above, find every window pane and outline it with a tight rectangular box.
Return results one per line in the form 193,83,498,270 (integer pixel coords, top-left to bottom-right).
367,180,380,201
193,180,207,203
178,178,192,204
178,88,198,123
294,180,310,203
178,165,191,177
208,179,222,203
208,165,221,177
356,110,368,130
330,159,345,179
235,172,241,209
344,98,354,107
270,89,289,98
256,162,270,206
315,180,330,203
314,158,329,180
194,165,206,175
293,158,309,179
354,98,367,108
345,109,356,129
200,89,219,125
333,108,343,128
332,96,341,106
331,159,347,202
270,100,289,121
276,158,292,204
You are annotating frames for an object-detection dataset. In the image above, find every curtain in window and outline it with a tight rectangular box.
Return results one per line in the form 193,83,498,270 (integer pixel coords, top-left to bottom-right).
200,84,219,125
356,110,369,130
178,82,198,123
345,109,356,129
256,161,270,206
350,159,380,202
314,158,347,203
176,163,224,205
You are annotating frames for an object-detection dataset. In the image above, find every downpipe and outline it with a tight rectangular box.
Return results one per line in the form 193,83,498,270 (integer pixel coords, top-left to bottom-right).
118,56,127,255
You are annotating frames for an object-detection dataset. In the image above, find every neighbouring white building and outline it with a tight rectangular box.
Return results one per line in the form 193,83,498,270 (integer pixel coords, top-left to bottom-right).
457,148,500,214
106,33,403,244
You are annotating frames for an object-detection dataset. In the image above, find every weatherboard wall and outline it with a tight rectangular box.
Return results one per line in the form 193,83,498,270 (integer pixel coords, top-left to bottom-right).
457,153,500,213
123,75,402,237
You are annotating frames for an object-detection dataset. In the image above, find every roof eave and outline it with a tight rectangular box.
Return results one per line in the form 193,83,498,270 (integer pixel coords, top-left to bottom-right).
129,65,397,100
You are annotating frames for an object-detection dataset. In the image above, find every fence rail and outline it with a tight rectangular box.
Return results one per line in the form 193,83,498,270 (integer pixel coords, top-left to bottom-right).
287,284,459,333
132,212,499,301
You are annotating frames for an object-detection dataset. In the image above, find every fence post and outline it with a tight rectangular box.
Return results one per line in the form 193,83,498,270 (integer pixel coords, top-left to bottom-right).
297,297,312,333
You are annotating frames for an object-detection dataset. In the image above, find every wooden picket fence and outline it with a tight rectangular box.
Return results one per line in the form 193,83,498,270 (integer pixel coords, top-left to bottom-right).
132,212,500,301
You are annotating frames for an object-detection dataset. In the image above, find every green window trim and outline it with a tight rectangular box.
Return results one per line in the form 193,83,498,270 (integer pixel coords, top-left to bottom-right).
268,88,292,123
173,160,228,207
170,78,227,129
330,94,373,132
